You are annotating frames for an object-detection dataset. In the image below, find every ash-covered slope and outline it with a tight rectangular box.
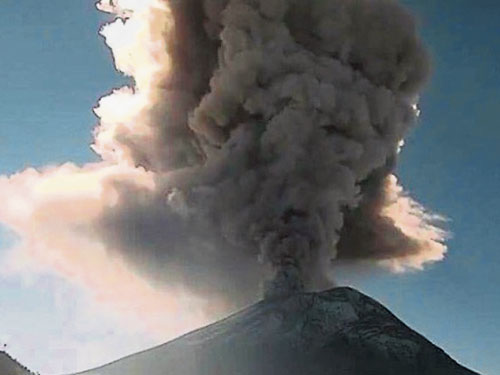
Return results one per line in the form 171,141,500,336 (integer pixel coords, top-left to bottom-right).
0,351,32,375
75,287,478,375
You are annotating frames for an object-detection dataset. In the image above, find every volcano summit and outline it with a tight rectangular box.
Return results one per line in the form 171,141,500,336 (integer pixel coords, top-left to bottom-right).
75,288,478,375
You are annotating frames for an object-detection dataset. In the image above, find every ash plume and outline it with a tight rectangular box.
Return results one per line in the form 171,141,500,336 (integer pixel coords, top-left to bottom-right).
0,0,447,332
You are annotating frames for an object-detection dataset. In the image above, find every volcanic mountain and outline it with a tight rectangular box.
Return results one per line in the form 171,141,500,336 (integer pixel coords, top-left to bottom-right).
74,287,479,375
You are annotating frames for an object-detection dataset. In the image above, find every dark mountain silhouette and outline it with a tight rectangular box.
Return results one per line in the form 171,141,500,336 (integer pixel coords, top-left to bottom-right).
0,351,32,375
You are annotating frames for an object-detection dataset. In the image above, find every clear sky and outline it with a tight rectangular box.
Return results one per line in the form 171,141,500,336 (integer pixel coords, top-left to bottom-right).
0,0,498,374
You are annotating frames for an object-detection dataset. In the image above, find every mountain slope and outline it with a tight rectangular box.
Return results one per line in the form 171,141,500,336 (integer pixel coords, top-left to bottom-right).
0,351,32,375
75,287,479,375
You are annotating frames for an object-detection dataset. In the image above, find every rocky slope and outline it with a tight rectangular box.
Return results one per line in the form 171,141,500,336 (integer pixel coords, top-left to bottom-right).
75,287,479,375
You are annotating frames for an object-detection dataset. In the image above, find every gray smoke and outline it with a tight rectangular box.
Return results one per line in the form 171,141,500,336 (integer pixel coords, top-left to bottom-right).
91,0,445,306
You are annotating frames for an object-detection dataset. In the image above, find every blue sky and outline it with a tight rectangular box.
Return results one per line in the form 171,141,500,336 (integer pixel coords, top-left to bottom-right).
0,0,124,174
0,0,498,374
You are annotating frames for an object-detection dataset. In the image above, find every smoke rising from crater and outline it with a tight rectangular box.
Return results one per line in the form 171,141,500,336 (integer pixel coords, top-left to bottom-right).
0,0,447,331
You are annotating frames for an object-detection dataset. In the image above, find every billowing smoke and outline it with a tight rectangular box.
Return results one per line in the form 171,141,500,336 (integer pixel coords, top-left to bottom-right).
0,0,447,332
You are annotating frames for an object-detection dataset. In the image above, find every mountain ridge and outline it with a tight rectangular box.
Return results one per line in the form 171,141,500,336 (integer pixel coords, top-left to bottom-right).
0,351,33,375
74,287,479,375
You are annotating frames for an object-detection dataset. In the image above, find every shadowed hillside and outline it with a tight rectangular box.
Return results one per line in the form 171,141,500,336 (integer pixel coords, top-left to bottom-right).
0,351,32,375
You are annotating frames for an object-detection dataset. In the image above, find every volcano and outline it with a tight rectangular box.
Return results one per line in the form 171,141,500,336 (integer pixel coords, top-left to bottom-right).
73,287,478,375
